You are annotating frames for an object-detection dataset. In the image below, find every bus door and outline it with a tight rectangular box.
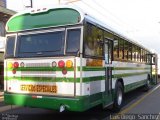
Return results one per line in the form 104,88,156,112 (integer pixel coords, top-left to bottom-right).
103,38,113,107
151,54,158,84
147,53,158,85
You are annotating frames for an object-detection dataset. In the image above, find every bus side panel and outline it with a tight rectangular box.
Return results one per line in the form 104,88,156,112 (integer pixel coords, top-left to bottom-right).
112,61,151,93
79,58,107,107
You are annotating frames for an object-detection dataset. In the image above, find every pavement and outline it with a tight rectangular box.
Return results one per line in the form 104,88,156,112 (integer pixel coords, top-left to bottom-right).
114,83,160,120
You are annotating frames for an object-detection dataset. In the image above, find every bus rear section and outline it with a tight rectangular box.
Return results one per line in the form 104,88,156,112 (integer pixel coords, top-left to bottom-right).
4,24,90,111
4,57,89,111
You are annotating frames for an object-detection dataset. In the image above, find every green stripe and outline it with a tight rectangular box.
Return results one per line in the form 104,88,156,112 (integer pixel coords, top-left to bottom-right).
7,66,105,72
124,79,147,93
5,71,149,82
6,76,76,82
113,72,148,78
5,66,150,72
80,66,150,71
83,76,105,82
5,76,105,83
113,67,150,70
79,67,105,71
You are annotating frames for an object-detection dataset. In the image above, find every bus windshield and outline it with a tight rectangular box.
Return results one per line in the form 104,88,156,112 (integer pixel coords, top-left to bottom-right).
5,28,81,58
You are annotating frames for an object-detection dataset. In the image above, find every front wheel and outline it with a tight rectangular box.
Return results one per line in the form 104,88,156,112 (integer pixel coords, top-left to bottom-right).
113,82,124,112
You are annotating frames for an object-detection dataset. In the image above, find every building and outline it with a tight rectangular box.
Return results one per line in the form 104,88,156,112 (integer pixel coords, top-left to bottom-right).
0,0,16,36
0,0,16,90
0,0,6,7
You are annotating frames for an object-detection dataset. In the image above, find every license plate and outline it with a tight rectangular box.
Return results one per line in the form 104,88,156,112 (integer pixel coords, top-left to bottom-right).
20,84,57,93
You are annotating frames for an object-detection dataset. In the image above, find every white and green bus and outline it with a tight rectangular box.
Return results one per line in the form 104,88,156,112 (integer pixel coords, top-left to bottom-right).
4,6,156,112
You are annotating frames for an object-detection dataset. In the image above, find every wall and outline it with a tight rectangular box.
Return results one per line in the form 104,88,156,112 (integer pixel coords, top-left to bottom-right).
0,0,6,8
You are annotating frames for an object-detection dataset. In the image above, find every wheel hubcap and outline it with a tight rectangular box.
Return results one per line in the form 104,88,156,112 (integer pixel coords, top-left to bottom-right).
118,89,123,105
147,79,150,85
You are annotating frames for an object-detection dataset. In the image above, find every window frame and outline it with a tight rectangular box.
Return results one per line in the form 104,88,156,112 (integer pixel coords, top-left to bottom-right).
5,34,17,58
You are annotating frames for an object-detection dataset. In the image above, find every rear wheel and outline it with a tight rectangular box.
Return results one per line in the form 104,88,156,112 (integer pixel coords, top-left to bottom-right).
113,82,124,111
144,75,151,91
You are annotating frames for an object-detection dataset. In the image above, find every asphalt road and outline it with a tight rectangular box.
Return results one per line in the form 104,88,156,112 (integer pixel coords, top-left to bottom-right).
0,83,160,120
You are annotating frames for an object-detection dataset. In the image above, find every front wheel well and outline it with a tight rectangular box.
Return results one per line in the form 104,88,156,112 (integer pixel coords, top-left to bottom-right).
116,78,124,90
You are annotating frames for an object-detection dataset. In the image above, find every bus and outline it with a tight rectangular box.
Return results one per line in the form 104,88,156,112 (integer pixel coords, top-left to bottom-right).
4,6,156,112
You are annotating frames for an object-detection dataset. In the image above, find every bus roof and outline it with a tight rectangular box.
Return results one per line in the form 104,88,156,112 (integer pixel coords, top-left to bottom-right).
6,5,151,53
6,6,84,32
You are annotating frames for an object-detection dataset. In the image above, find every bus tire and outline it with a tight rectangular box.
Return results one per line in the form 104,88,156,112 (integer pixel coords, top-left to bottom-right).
144,75,151,91
113,82,124,112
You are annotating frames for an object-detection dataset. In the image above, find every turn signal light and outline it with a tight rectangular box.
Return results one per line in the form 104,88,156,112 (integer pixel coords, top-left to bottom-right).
8,62,13,68
66,60,73,68
58,60,65,68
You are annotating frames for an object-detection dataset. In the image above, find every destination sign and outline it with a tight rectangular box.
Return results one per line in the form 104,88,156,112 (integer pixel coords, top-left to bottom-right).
20,84,57,93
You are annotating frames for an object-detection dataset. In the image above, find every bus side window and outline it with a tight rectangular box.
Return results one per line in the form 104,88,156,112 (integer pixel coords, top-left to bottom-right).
5,36,16,58
113,39,118,60
84,23,103,58
66,29,81,54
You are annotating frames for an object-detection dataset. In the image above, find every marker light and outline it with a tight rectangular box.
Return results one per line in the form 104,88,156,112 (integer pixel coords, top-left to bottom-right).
8,62,13,68
66,60,73,68
30,8,48,14
37,9,41,12
58,60,65,68
62,69,67,75
52,61,57,67
43,8,47,10
31,10,35,13
13,62,19,68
